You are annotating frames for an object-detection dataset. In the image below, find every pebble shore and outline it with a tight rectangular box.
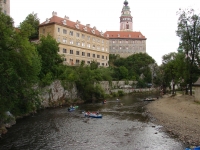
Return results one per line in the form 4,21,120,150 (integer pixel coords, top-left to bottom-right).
146,94,200,146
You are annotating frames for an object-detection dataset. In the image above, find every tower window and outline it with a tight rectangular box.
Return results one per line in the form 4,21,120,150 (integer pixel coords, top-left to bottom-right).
126,24,129,29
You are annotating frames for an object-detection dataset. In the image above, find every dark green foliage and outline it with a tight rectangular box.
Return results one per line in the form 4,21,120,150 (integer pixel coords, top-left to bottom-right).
118,90,125,96
176,8,200,95
36,35,63,86
136,79,146,88
19,13,40,40
111,53,156,86
0,12,41,119
90,60,99,70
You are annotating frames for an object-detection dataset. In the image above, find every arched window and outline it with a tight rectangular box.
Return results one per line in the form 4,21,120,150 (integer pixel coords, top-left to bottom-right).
126,24,129,29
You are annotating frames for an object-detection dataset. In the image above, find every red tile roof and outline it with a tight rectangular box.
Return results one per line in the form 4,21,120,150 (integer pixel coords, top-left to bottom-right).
104,31,146,39
39,15,108,39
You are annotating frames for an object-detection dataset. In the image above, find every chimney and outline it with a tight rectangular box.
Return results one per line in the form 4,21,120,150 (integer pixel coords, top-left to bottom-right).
52,11,57,16
86,24,90,27
76,20,80,24
64,15,69,20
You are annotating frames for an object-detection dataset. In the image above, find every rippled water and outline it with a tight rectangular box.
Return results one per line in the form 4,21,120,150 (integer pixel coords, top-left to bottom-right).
0,94,186,150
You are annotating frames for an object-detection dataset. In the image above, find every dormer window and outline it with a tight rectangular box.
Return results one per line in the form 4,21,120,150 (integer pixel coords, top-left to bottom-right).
75,24,79,29
118,34,120,37
107,34,109,37
83,26,87,31
91,29,95,34
129,34,131,37
100,31,104,36
62,20,67,25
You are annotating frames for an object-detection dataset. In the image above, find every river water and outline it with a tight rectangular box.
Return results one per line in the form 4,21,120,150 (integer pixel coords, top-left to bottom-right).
0,94,186,150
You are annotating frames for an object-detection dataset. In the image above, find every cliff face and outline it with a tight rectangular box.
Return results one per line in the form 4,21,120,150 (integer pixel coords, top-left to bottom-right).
39,80,79,108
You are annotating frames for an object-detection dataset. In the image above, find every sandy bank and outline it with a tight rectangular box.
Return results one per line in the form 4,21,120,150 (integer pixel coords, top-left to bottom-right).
146,94,200,146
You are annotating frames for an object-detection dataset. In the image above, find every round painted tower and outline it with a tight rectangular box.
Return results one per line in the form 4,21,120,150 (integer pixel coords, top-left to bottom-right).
120,0,133,31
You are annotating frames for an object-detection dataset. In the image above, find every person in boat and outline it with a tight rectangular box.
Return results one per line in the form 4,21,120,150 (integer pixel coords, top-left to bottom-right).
96,110,99,115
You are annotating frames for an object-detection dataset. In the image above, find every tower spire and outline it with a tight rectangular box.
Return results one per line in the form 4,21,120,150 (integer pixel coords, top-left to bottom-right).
120,0,133,31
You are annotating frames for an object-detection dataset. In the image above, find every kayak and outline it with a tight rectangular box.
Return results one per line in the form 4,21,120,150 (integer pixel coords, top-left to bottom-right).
84,112,102,118
68,106,78,112
68,107,75,112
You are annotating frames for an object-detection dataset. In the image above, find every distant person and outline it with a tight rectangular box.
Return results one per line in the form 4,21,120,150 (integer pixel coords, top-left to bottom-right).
96,110,99,115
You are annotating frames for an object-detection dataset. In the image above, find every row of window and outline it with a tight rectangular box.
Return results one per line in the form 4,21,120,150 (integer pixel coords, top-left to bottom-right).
111,46,144,50
112,40,145,44
110,49,145,53
63,58,108,66
60,48,108,60
57,37,107,51
57,27,105,44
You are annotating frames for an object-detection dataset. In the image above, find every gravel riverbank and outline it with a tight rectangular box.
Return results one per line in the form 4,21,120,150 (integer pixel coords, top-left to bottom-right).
146,94,200,146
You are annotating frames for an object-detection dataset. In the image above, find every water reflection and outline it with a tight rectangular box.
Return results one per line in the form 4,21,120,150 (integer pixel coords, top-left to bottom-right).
0,93,185,150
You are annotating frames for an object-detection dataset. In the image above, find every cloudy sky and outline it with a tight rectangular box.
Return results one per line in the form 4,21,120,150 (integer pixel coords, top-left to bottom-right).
10,0,200,65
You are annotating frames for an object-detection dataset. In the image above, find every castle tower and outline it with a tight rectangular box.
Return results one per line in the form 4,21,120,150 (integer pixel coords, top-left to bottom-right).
120,0,133,31
0,0,10,16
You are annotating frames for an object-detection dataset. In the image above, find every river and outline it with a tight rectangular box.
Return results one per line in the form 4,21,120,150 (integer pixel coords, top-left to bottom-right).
0,94,186,150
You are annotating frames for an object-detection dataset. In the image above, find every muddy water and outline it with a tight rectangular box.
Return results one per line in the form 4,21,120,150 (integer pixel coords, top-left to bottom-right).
0,94,185,150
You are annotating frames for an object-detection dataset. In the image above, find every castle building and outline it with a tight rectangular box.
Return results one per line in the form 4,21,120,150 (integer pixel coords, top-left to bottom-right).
39,12,109,67
105,0,146,58
0,0,10,15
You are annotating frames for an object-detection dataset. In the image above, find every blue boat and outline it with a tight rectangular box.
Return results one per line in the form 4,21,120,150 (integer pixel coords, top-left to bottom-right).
68,107,75,112
68,106,78,112
185,146,200,150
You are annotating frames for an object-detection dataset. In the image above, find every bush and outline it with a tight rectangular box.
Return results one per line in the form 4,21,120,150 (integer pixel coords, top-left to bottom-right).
118,90,125,96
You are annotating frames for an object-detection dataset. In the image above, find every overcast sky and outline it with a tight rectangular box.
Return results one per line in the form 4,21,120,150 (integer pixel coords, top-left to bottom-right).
10,0,200,65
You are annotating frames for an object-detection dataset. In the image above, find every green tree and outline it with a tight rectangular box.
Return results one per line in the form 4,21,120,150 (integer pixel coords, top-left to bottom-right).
113,53,155,82
90,60,99,70
161,52,187,94
19,12,40,40
0,11,41,118
176,8,200,95
36,35,63,86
